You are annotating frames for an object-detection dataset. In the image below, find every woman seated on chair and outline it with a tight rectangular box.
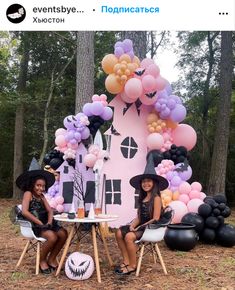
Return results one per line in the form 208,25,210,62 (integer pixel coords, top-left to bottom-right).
16,167,68,274
115,160,168,275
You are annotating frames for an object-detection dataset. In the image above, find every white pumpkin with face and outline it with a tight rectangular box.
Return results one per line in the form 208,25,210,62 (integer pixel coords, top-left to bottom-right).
65,252,94,280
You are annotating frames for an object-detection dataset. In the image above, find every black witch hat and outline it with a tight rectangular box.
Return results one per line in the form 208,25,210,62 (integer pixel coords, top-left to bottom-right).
16,157,55,190
129,154,168,191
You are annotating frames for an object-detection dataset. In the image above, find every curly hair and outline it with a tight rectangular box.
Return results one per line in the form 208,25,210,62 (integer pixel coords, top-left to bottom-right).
22,175,49,192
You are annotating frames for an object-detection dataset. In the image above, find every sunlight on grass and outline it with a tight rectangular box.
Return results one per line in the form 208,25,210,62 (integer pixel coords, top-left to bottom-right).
221,257,235,266
175,251,186,257
175,267,206,286
11,271,28,281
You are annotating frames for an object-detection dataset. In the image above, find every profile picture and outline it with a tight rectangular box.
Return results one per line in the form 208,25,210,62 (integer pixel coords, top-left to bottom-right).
6,4,26,24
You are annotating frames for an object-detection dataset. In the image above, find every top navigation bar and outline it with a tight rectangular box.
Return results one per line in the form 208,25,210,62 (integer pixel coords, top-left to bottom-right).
1,0,235,30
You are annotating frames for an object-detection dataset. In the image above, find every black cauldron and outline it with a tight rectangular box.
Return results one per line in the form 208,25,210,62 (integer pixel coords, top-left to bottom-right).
164,223,198,251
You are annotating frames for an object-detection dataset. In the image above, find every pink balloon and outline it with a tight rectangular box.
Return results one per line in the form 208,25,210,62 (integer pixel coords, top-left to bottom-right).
139,94,157,105
191,181,202,192
187,199,204,213
92,94,100,102
67,143,79,150
147,133,164,150
120,92,136,103
178,194,190,204
178,181,191,195
124,78,143,100
140,58,155,69
55,135,67,147
55,196,64,205
59,146,68,153
155,76,167,91
56,204,64,213
172,124,197,151
84,154,97,168
145,64,160,78
49,199,57,209
142,75,157,92
200,192,207,200
169,200,188,223
55,128,67,137
189,190,201,200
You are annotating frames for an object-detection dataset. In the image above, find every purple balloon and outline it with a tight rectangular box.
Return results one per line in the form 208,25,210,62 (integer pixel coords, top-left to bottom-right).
165,82,172,95
90,102,104,116
115,47,124,58
82,103,93,117
158,98,167,105
81,127,90,140
154,102,161,112
63,115,76,130
157,90,168,99
114,41,123,49
170,104,187,122
166,171,174,180
175,163,192,181
126,50,134,59
160,107,171,119
171,95,182,104
171,175,182,186
69,138,77,145
67,130,75,140
123,39,133,52
167,98,176,110
74,132,81,142
100,107,113,121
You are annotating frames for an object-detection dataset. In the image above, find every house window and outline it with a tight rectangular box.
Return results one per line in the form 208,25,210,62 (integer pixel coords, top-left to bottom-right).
79,155,82,163
62,181,74,203
120,137,138,159
64,166,69,174
105,179,121,205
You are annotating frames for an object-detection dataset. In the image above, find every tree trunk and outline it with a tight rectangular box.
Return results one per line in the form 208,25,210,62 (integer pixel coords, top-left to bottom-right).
13,36,29,199
121,31,147,59
75,31,94,113
207,32,233,196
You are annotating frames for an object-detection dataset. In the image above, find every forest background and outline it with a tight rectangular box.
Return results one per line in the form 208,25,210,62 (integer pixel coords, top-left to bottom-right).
0,31,234,203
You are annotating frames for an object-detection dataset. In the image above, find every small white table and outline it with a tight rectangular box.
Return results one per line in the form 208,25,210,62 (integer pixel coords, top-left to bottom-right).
54,215,118,283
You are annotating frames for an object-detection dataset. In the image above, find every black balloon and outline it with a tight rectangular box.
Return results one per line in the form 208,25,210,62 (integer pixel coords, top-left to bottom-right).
43,154,51,165
201,228,216,243
205,216,219,229
216,224,235,247
218,203,226,211
147,150,163,167
182,213,204,233
49,158,63,170
213,194,227,204
163,144,188,165
204,198,218,209
221,207,231,218
217,215,225,225
198,203,212,218
213,208,221,216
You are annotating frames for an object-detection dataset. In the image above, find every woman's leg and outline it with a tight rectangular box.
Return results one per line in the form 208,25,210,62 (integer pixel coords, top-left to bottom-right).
47,228,68,267
124,232,138,270
115,229,130,266
40,230,58,269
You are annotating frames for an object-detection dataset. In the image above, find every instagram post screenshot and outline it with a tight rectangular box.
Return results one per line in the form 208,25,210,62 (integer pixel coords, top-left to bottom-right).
0,0,234,289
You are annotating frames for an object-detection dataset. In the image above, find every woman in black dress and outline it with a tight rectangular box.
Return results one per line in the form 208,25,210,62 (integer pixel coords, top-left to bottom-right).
16,168,68,274
115,163,168,275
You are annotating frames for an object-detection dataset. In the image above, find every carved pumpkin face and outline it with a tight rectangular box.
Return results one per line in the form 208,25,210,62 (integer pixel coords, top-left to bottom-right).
65,252,94,280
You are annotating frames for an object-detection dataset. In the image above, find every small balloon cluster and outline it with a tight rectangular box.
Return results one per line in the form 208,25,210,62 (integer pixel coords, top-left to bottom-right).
163,144,189,164
84,145,107,168
102,40,140,94
52,94,113,161
182,194,235,247
43,149,64,170
45,180,64,213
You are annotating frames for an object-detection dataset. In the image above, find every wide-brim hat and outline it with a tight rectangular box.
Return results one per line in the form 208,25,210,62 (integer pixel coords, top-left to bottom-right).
129,155,169,191
16,158,55,190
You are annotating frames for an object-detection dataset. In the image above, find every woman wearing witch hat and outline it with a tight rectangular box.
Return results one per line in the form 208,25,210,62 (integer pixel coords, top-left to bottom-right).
115,155,169,275
16,158,68,274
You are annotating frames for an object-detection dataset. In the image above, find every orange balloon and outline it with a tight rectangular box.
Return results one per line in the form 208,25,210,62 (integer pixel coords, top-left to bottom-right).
119,54,131,63
172,191,180,200
133,56,140,66
105,74,123,94
161,189,173,198
149,126,155,133
164,196,172,204
102,54,118,74
147,113,158,124
166,119,178,129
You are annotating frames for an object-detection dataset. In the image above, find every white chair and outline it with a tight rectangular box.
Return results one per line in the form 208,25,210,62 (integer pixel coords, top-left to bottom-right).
15,207,46,275
135,207,174,276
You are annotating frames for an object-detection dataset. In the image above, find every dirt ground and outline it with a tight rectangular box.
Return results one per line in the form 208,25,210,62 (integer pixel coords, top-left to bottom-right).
0,199,234,290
